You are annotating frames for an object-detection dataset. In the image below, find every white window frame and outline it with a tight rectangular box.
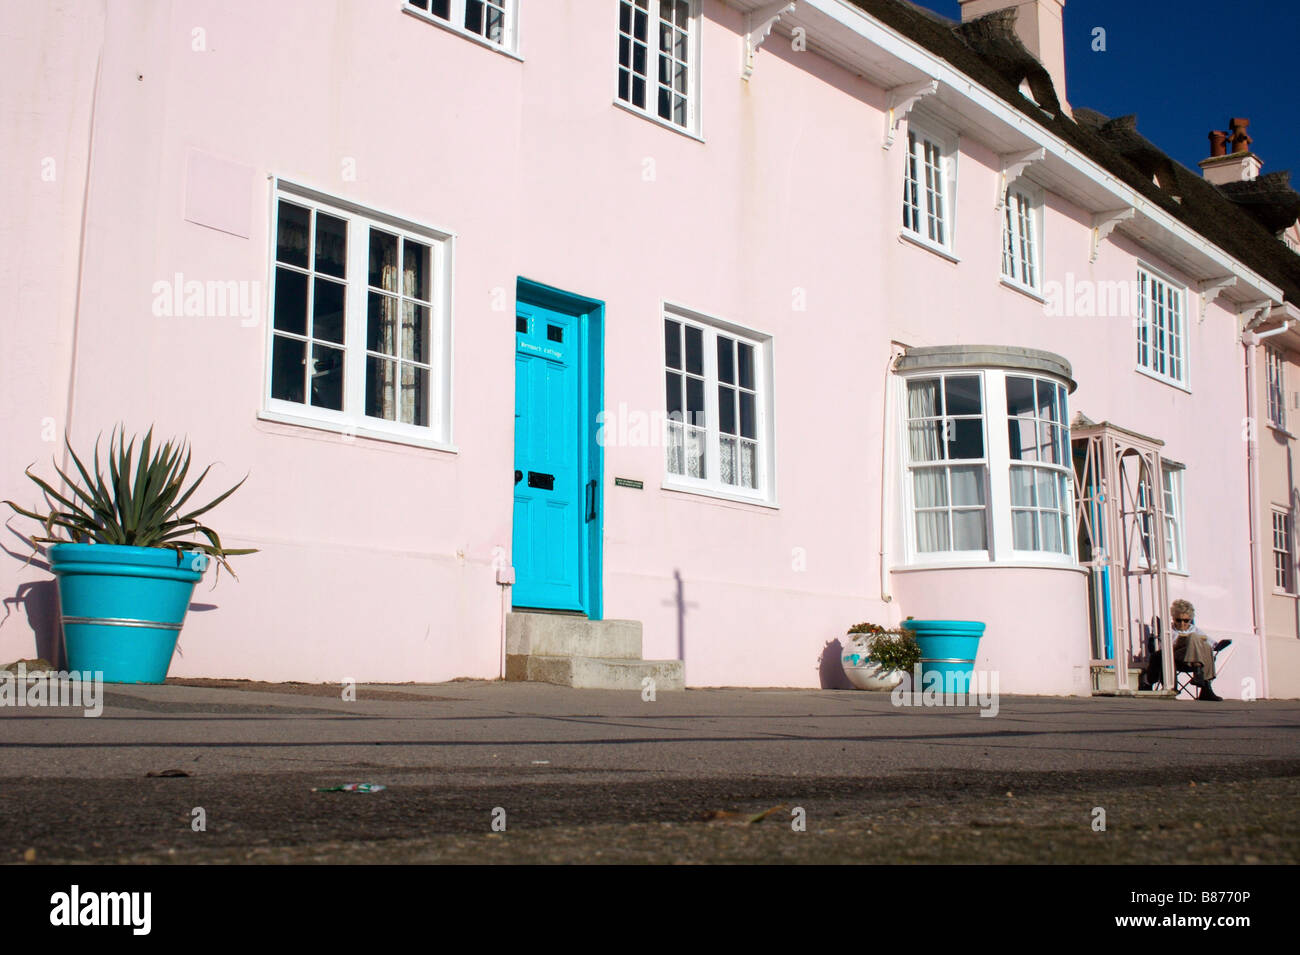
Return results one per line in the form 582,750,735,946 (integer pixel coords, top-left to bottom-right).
615,0,702,138
260,180,455,450
901,116,958,256
1162,463,1187,574
1001,181,1043,293
1135,263,1188,389
1273,507,1293,594
897,368,1075,568
403,0,521,58
1266,343,1286,430
661,303,775,506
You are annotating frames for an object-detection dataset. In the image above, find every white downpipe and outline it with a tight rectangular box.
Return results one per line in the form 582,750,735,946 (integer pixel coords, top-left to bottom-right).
879,345,905,606
1243,330,1270,698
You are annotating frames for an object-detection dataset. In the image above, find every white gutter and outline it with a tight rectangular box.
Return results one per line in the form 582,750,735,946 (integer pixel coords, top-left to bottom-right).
879,344,904,604
804,0,1285,304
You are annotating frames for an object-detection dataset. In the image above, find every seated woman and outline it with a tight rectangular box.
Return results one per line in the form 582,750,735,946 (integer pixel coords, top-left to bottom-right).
1139,599,1229,701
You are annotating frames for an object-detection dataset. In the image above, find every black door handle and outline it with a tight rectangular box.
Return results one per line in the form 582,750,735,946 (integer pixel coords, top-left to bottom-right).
514,469,522,484
586,479,598,522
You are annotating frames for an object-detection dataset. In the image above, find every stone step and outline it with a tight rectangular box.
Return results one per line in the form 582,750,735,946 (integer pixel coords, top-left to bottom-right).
506,612,642,660
506,654,685,691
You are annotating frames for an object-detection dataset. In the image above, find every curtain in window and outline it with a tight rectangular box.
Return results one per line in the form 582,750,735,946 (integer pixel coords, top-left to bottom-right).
372,248,421,424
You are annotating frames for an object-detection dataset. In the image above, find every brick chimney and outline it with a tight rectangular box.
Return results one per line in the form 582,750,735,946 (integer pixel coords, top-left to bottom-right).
959,0,1070,117
1200,117,1263,184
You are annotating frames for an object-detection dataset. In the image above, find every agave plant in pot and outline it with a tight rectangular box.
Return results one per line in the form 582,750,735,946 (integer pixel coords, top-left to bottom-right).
840,623,921,691
4,427,254,684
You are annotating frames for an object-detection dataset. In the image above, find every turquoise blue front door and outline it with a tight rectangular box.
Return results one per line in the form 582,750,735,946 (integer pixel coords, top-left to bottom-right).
513,298,589,612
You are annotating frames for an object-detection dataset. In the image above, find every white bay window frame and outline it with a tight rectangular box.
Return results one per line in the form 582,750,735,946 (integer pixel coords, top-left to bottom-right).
662,304,774,505
898,367,1075,567
261,181,455,450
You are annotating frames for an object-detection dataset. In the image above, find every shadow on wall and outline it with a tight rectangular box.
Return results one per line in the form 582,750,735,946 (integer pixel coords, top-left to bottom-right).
819,638,854,689
1,528,63,666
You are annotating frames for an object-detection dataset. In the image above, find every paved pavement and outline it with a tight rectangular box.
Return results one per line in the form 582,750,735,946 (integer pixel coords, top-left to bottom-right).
2,680,1298,863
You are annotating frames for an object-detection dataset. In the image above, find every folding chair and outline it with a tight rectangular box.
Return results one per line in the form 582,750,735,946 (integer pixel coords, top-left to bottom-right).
1144,635,1232,698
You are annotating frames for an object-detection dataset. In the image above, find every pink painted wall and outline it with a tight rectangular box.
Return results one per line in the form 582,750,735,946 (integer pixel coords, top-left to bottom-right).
0,1,1272,695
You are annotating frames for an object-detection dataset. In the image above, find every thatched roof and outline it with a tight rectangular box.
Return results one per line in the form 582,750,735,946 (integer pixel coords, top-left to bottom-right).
844,0,1300,305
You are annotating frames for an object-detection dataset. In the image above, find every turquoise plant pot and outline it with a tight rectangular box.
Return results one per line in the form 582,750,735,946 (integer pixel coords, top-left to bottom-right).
901,619,986,694
49,543,206,684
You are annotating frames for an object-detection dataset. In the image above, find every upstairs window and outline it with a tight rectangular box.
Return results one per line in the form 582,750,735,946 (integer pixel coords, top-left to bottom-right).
406,0,518,55
1274,508,1294,593
1266,344,1286,430
1135,265,1187,387
617,0,698,134
902,120,957,253
1001,184,1042,292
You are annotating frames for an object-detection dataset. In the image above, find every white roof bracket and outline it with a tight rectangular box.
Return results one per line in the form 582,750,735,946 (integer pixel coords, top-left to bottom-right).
996,147,1046,210
1240,300,1275,333
883,78,938,149
743,1,797,81
1195,275,1237,323
1090,207,1135,263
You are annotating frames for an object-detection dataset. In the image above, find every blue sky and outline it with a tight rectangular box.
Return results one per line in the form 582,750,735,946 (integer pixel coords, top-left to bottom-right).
906,0,1300,178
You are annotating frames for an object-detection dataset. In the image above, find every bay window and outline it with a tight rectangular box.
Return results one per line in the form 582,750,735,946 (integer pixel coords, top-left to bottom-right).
898,352,1075,565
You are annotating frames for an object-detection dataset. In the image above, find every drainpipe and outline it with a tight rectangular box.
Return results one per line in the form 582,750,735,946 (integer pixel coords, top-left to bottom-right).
1243,313,1291,699
880,344,905,607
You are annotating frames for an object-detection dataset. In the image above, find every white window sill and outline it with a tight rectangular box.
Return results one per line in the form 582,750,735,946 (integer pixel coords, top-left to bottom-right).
1167,568,1190,578
1135,365,1191,394
1273,589,1297,598
401,6,523,61
999,277,1045,303
661,478,778,510
257,408,457,453
899,230,959,264
612,99,704,143
892,560,1086,573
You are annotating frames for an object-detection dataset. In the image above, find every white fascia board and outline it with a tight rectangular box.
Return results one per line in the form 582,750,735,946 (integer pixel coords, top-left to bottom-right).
787,0,1284,305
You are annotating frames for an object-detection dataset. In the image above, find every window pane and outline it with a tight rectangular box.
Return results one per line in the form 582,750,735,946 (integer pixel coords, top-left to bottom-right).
664,320,681,369
276,202,310,268
1035,468,1059,509
739,440,756,489
944,376,981,415
401,364,428,426
271,335,305,403
685,426,704,479
366,356,395,420
950,465,985,506
739,391,756,440
1006,376,1035,416
1012,510,1037,550
405,302,430,364
310,344,344,411
719,434,736,486
717,337,734,384
915,511,950,553
1008,416,1037,461
1037,379,1056,419
312,278,345,344
684,325,703,375
665,371,682,417
907,378,939,418
686,375,704,420
718,385,736,435
912,469,948,507
273,267,308,335
1009,467,1034,506
948,418,984,459
907,421,943,462
738,343,755,390
368,292,398,355
952,510,987,550
404,240,430,301
315,213,347,278
1040,512,1063,553
369,230,399,290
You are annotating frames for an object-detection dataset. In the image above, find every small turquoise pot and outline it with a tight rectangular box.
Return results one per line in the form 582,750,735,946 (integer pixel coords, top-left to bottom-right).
49,543,207,684
901,619,985,694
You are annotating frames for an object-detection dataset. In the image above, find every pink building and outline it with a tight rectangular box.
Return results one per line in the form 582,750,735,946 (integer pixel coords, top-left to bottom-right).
4,0,1300,697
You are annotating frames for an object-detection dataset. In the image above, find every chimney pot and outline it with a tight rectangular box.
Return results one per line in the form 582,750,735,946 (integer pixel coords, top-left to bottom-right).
1208,130,1228,157
1229,117,1252,154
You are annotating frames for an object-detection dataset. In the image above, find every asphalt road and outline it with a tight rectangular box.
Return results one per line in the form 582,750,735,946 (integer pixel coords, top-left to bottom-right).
2,680,1297,864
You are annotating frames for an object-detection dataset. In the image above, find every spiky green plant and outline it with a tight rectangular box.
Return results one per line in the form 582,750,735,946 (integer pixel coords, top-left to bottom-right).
4,426,255,577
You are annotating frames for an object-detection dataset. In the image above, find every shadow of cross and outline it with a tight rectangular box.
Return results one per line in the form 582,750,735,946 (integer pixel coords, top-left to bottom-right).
660,568,696,675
